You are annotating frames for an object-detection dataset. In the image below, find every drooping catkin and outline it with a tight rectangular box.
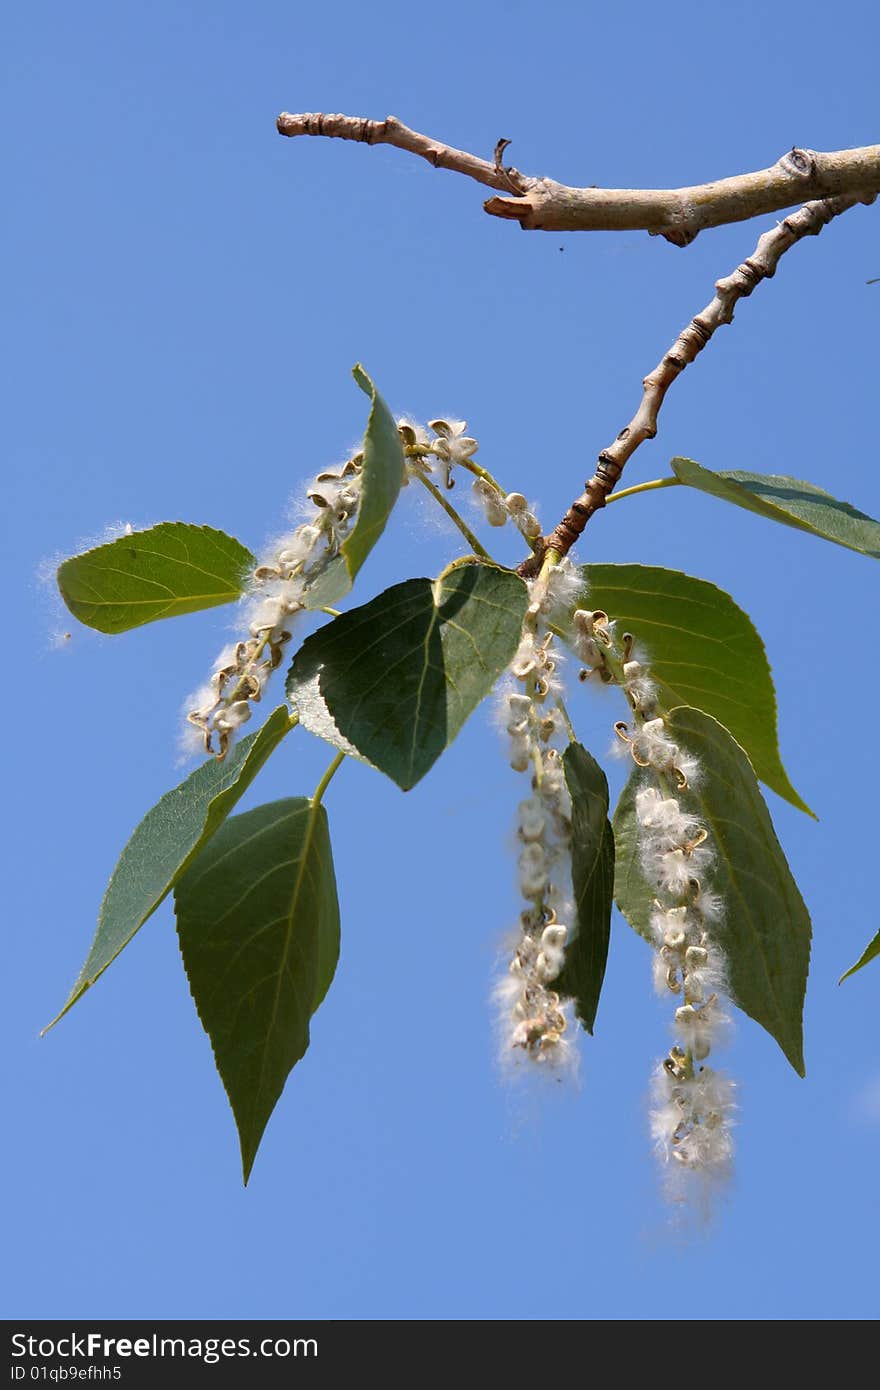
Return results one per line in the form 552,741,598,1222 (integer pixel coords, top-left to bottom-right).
493,562,584,1077
183,456,365,760
573,605,736,1201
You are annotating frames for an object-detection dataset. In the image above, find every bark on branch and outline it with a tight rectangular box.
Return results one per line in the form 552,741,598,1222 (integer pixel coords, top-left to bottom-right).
277,111,880,246
518,191,875,576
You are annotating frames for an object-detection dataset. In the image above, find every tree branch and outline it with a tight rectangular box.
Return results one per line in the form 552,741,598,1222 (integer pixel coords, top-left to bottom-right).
277,111,880,246
276,111,527,197
518,191,875,576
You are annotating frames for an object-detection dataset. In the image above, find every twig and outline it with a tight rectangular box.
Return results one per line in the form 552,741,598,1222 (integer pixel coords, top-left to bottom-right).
519,192,874,574
277,111,527,195
277,112,880,246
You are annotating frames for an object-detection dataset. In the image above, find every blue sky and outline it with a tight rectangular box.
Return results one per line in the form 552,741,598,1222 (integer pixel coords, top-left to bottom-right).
5,0,879,1320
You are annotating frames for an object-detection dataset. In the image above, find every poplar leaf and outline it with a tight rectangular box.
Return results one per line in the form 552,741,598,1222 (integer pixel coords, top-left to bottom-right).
303,366,406,609
57,523,254,633
344,365,406,579
554,744,615,1034
286,560,528,789
175,798,340,1183
671,457,880,559
44,707,292,1030
840,930,880,984
579,563,812,817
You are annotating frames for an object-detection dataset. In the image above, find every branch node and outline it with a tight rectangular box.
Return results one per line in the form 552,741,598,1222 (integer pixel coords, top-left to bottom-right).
660,227,700,249
780,146,817,181
595,454,623,486
690,315,714,345
740,257,766,286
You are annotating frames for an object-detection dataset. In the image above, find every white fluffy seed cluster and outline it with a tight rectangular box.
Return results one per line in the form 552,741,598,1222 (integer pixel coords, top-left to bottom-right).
398,417,479,490
473,484,543,542
650,1064,736,1184
572,609,660,714
184,457,364,760
187,411,496,761
573,603,736,1195
399,414,544,547
625,720,735,1192
186,412,492,762
494,569,584,1075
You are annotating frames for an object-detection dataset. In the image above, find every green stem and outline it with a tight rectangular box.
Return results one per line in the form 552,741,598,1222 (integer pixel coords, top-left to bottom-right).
524,546,562,619
404,440,508,498
556,696,577,743
604,476,682,504
538,546,562,581
312,750,345,807
455,456,507,495
413,470,494,561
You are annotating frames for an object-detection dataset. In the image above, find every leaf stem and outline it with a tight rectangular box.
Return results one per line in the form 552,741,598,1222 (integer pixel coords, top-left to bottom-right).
556,696,577,743
604,476,683,504
405,441,509,497
538,546,562,580
525,545,563,618
312,750,346,807
413,471,494,561
455,456,507,495
455,459,543,555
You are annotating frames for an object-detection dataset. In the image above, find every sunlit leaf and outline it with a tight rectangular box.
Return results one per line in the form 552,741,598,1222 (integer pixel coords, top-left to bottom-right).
287,560,528,789
57,523,254,633
671,457,880,559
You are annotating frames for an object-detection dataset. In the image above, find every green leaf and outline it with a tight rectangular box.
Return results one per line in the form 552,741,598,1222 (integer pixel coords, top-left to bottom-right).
345,365,406,578
579,563,812,817
554,744,614,1034
840,930,880,984
286,559,529,790
613,706,811,1075
175,797,340,1184
57,523,255,633
671,457,880,559
44,707,292,1031
295,366,405,611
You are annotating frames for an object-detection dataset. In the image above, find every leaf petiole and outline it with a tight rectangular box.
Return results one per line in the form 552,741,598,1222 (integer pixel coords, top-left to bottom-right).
312,750,346,807
604,476,682,505
412,469,495,560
